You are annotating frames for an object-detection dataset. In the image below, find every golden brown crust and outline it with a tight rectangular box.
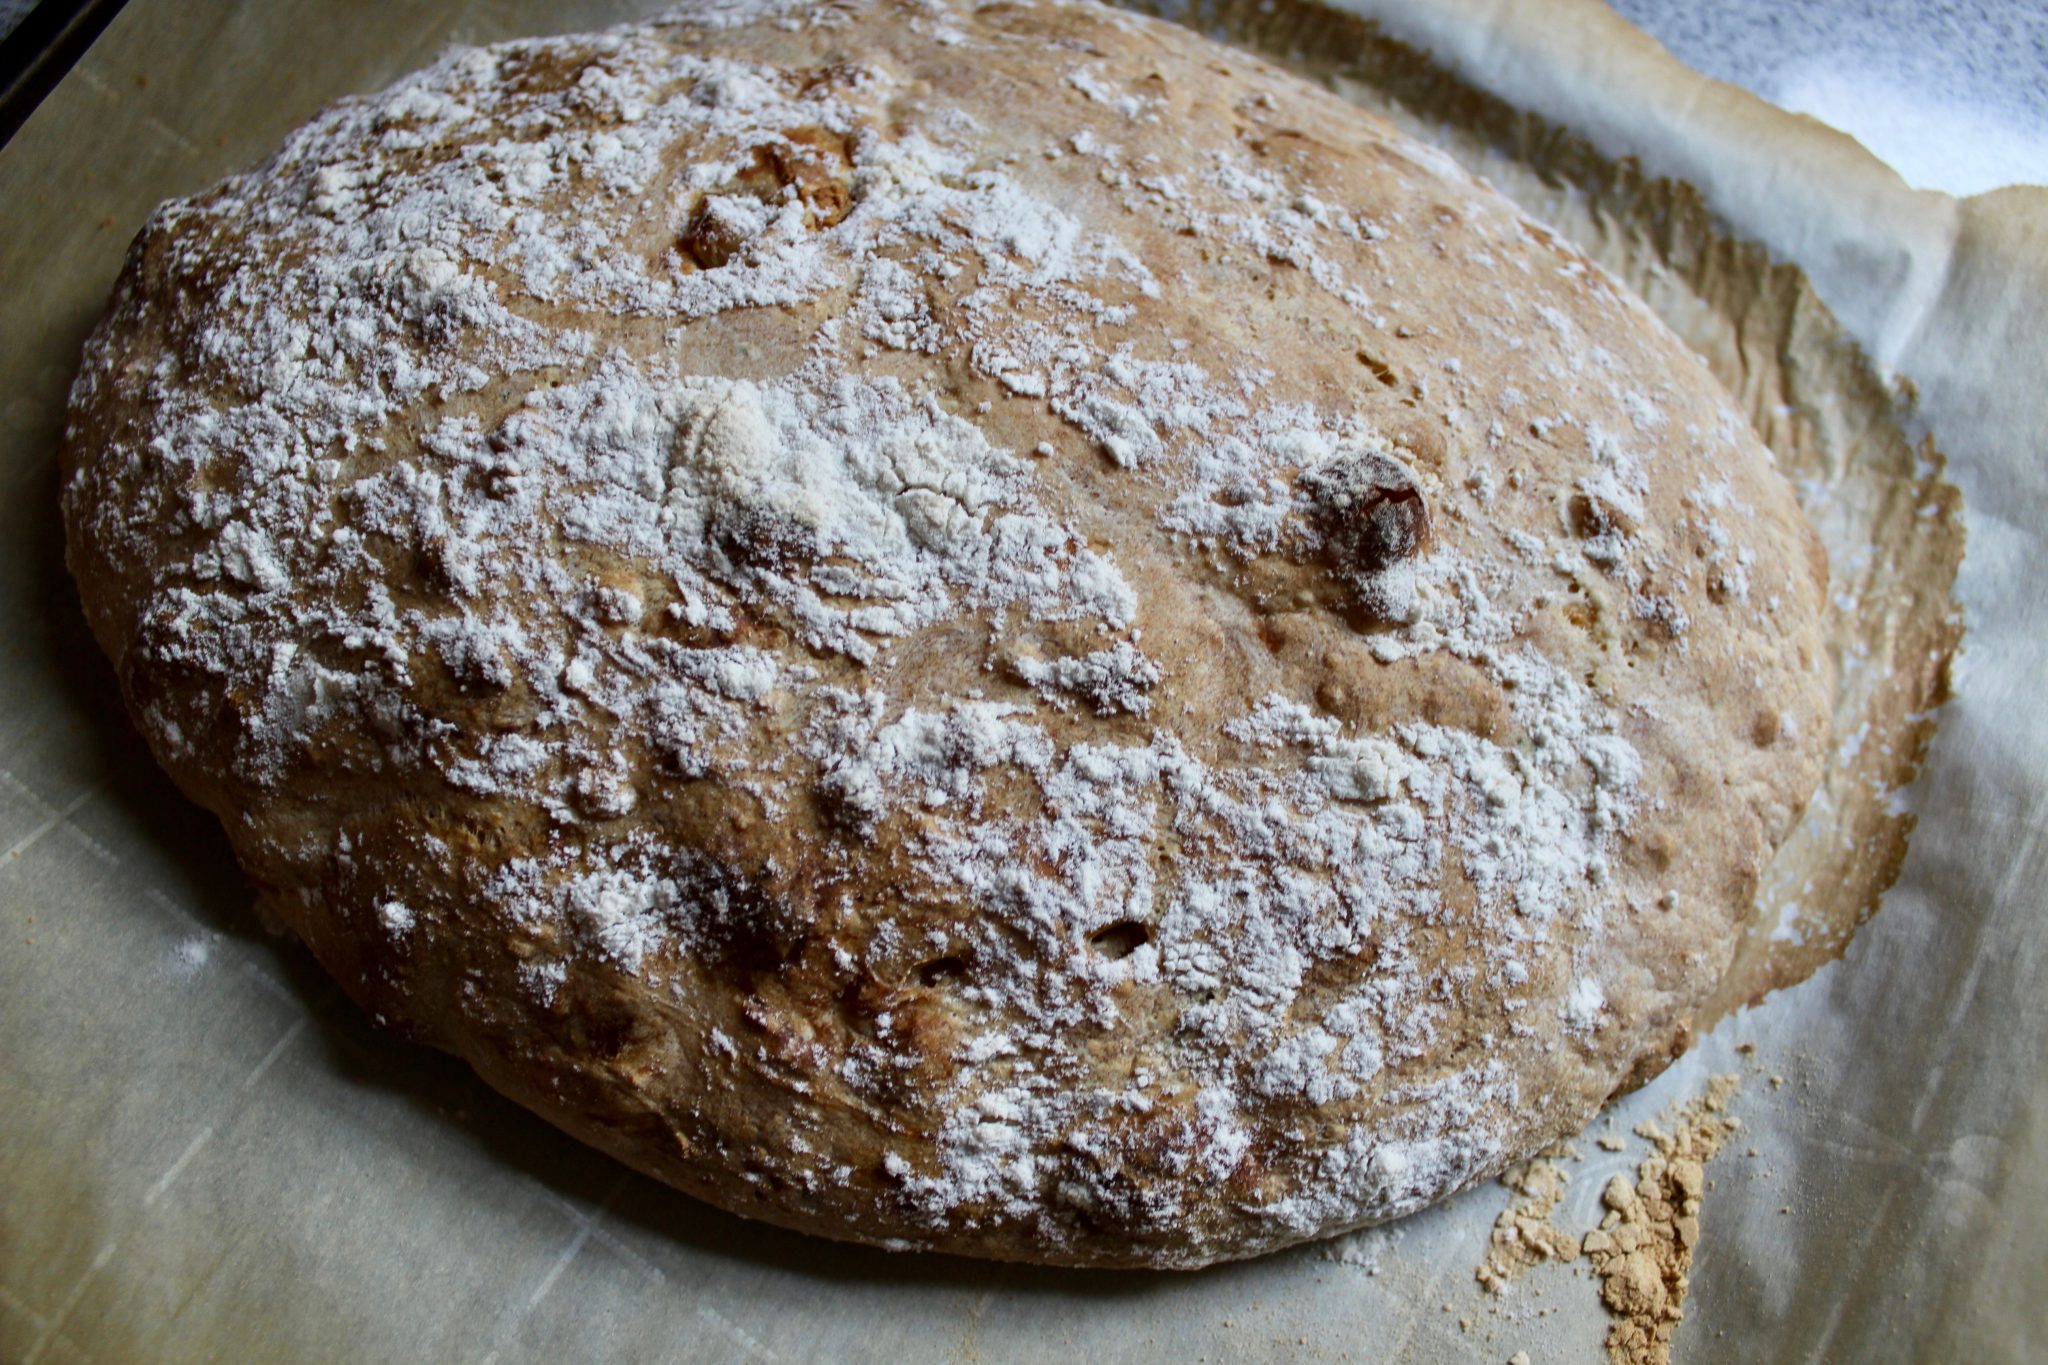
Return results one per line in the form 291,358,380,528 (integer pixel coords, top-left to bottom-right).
61,0,1830,1266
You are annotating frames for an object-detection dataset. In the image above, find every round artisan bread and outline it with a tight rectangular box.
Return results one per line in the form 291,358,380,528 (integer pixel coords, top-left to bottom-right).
61,0,1831,1266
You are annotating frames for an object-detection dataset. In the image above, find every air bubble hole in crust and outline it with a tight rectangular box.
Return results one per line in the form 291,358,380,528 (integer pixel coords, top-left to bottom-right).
1087,920,1150,960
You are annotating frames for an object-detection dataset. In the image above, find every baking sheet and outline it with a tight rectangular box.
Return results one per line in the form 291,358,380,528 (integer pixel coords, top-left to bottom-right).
1,0,2042,1360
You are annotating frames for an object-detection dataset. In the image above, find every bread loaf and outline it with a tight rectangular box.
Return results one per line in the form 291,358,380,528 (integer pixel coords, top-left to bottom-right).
61,0,1832,1266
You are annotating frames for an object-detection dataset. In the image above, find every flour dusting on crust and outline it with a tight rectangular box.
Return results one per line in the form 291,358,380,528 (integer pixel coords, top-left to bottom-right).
61,0,1832,1266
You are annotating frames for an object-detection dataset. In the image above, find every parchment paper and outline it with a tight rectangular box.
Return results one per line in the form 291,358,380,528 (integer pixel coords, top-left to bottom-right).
1,0,2042,1361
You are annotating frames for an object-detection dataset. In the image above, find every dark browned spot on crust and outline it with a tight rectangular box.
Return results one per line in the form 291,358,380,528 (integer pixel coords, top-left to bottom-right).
1570,490,1639,539
1303,449,1430,577
679,126,858,269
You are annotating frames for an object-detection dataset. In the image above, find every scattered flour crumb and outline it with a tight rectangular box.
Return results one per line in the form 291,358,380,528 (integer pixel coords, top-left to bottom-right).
1469,1075,1744,1365
166,933,216,978
1475,1146,1581,1294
